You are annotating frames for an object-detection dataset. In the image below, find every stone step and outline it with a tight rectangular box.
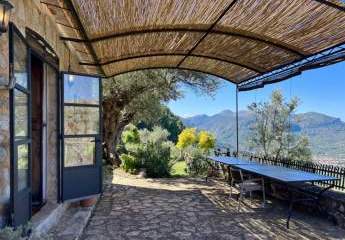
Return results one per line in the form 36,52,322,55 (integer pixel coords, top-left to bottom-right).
30,201,96,240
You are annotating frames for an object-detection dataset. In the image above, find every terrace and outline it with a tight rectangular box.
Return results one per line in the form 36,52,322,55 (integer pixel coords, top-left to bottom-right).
47,169,345,240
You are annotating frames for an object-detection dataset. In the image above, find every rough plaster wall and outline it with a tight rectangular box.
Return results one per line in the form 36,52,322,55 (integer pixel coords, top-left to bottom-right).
46,65,58,202
0,0,88,226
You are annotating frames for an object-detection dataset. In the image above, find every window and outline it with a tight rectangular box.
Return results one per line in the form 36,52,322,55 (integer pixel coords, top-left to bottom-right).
17,144,29,191
14,89,28,139
64,137,95,167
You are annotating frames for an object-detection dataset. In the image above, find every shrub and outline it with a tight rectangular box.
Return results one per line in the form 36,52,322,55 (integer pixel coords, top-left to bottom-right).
122,124,140,144
184,146,209,176
0,222,32,240
139,126,170,145
175,129,216,176
120,153,141,173
120,125,174,178
138,142,171,178
170,144,183,163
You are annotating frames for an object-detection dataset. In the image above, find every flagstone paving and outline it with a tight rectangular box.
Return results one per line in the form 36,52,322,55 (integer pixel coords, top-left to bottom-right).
79,169,345,240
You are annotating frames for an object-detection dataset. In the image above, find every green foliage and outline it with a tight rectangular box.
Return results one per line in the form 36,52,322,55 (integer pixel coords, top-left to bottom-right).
0,222,32,240
175,128,216,176
184,146,209,176
137,105,185,143
139,126,170,145
138,126,172,177
122,124,140,144
247,90,312,161
120,154,141,173
170,144,184,162
137,142,171,178
0,227,23,240
120,126,174,177
176,128,197,149
170,161,188,177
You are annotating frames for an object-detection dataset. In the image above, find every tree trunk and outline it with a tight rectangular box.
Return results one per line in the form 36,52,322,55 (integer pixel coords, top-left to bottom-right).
102,99,136,167
103,99,122,166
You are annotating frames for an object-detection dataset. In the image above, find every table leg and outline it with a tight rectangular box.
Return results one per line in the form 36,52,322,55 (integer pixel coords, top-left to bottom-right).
287,191,294,229
227,166,231,184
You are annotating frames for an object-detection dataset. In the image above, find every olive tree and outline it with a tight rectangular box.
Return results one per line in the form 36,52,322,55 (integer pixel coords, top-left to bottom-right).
102,69,221,165
247,90,312,161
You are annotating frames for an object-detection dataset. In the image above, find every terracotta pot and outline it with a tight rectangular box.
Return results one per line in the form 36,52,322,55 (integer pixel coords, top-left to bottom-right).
80,197,97,207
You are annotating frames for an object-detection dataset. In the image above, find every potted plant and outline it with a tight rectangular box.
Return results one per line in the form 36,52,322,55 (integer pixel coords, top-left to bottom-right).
80,197,97,207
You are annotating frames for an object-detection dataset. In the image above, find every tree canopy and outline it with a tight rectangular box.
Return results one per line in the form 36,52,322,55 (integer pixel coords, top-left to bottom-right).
247,90,312,161
136,105,184,143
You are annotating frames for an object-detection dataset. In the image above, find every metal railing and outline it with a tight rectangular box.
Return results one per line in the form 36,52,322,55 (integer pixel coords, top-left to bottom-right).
215,148,345,191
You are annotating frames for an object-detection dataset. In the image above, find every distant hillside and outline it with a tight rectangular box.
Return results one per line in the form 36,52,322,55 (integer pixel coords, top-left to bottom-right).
181,110,345,163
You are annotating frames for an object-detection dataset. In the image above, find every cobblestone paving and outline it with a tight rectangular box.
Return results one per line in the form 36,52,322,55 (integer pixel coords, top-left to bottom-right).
81,170,345,240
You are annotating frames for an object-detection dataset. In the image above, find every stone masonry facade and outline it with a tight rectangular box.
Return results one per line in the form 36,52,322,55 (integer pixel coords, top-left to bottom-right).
0,0,91,226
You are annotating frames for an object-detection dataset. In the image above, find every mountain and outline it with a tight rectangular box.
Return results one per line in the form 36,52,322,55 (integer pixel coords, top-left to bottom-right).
181,110,345,162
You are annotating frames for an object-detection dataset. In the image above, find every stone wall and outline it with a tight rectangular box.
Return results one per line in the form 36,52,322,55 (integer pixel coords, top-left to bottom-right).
0,0,91,226
0,25,10,229
10,0,86,73
0,91,10,227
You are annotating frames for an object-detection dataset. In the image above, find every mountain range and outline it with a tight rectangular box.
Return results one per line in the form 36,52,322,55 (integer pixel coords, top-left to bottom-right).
181,110,345,163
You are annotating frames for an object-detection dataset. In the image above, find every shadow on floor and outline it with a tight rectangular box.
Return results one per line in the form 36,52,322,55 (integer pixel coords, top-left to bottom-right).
80,171,345,240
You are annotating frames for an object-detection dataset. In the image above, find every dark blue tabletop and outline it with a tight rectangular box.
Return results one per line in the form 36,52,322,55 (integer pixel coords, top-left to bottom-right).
208,156,338,183
208,156,255,165
237,164,338,183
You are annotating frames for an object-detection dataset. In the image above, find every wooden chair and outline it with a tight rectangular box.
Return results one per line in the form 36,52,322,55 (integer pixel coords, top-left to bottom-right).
228,167,266,210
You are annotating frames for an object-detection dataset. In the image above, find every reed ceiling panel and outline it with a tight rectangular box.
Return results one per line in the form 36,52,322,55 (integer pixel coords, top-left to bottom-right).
42,0,345,83
71,0,231,39
67,42,90,55
194,34,300,72
103,56,184,76
181,56,258,83
217,0,345,54
92,32,203,63
84,65,103,75
326,0,345,7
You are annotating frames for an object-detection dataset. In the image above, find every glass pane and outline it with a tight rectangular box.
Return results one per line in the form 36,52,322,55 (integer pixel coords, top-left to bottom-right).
64,106,99,135
18,144,29,191
64,138,95,167
13,33,28,88
64,74,99,104
14,89,28,139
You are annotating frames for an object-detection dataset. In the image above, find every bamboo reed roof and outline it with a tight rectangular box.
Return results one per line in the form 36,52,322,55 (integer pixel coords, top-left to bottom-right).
42,0,345,85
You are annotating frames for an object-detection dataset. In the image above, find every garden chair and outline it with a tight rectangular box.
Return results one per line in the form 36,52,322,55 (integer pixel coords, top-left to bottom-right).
228,167,266,210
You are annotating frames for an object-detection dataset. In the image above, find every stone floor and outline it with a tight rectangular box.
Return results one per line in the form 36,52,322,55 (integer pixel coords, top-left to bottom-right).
79,169,345,240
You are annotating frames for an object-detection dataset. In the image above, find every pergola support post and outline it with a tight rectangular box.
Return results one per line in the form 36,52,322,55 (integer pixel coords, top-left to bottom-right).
236,85,239,156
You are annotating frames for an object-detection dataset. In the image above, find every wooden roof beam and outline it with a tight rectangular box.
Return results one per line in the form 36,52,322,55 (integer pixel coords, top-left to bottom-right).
313,0,345,11
60,28,306,57
63,0,105,76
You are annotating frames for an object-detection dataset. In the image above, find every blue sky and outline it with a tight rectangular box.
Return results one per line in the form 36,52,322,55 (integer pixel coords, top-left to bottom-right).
168,61,345,120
